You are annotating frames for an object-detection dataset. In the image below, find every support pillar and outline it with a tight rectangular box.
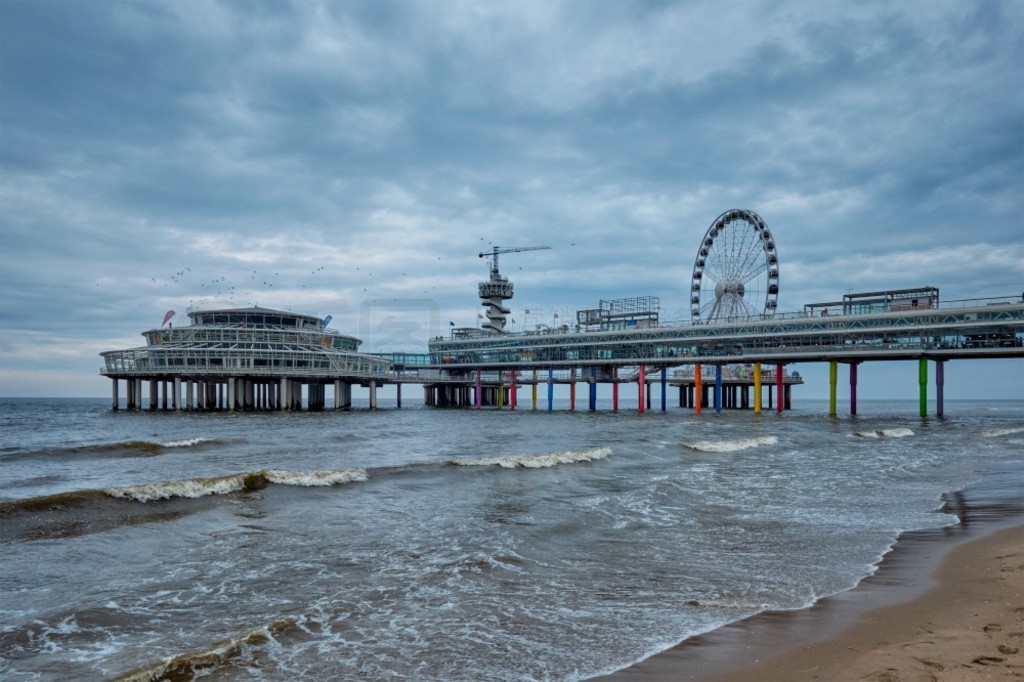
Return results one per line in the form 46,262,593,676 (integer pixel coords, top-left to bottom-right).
850,362,859,415
638,366,646,414
918,357,928,417
475,369,482,410
510,370,516,411
694,364,702,414
547,369,554,411
829,360,838,416
660,367,667,412
569,368,576,411
589,368,597,412
936,359,944,417
149,380,158,412
396,383,402,409
186,380,194,411
369,380,377,410
111,379,119,411
775,364,784,414
612,367,619,412
532,370,538,411
715,365,723,413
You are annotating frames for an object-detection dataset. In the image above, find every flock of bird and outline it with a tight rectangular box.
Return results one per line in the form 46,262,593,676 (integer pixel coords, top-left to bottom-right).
92,239,562,321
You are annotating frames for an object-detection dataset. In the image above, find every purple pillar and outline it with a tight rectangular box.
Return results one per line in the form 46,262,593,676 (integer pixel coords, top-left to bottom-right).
849,362,858,415
475,369,482,409
936,360,944,417
775,363,784,414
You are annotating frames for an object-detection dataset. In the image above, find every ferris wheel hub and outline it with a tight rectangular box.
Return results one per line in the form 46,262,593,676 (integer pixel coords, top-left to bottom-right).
691,209,779,322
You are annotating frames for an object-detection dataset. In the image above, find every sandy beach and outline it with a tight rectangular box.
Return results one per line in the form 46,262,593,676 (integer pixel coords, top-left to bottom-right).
598,523,1023,681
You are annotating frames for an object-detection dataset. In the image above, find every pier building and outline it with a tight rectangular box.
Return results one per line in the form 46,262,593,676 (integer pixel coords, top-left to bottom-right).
100,307,393,411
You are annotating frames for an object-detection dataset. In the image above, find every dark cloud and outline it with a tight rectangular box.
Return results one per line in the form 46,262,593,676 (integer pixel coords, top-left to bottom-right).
0,0,1021,396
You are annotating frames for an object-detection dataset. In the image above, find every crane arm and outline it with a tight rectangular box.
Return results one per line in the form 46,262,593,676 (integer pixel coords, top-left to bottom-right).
477,245,551,258
478,245,551,281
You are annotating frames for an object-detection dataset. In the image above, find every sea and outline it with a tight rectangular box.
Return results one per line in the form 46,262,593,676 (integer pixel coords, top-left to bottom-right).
1,396,1022,681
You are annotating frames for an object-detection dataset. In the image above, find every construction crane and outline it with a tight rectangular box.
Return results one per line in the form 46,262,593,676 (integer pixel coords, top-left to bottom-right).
478,245,551,280
477,245,551,333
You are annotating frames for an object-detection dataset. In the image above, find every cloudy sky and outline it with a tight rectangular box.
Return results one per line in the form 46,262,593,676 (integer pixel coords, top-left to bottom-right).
1,0,1022,399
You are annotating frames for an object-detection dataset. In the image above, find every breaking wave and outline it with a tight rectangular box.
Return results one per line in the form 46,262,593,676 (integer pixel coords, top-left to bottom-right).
854,428,915,438
158,437,216,448
683,435,778,452
104,468,368,502
0,438,223,463
450,447,611,468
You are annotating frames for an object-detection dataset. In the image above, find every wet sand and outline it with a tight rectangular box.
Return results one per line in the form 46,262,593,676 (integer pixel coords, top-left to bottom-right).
595,522,1023,681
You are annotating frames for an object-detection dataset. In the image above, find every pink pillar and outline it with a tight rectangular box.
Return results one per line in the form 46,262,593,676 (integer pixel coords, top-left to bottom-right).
569,368,576,411
775,363,784,414
612,367,619,412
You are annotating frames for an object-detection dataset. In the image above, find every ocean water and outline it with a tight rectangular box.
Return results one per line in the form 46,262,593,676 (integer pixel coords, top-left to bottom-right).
0,397,1021,681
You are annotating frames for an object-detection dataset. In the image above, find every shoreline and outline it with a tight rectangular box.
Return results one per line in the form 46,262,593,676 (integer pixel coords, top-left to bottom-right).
594,474,1024,681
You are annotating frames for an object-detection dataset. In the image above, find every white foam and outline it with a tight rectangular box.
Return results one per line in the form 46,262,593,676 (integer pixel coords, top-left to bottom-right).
855,428,914,438
104,473,253,502
159,438,212,448
683,435,778,452
450,447,611,468
104,468,367,502
264,468,368,486
981,426,1024,438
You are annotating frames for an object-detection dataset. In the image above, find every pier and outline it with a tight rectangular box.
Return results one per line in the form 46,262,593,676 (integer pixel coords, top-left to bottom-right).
101,295,1024,417
99,212,1022,417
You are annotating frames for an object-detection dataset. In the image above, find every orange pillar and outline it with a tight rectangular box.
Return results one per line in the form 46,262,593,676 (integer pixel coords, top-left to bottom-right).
694,364,702,414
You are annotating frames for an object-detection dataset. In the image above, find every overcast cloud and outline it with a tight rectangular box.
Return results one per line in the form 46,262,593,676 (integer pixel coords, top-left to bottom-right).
1,0,1022,398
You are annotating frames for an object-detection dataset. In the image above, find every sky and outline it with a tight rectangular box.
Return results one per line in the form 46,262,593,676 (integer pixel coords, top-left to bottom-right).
1,0,1022,400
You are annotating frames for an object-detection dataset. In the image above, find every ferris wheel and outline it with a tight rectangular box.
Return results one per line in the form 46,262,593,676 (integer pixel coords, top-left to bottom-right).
690,209,779,321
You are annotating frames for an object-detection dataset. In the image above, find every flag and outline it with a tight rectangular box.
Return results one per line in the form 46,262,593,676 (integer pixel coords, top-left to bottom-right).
477,313,484,319
162,310,176,326
322,314,333,329
449,321,455,326
525,308,531,313
553,313,559,319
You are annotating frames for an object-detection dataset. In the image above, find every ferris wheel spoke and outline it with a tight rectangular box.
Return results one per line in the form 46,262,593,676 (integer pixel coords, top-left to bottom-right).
691,210,777,322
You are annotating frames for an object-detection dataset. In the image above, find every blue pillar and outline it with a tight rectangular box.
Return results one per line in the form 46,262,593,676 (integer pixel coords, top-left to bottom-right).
661,367,667,411
547,368,554,411
589,367,597,411
715,365,723,413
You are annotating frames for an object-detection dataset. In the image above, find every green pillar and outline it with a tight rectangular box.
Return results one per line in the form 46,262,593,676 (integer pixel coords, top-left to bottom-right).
828,360,838,416
918,358,928,417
